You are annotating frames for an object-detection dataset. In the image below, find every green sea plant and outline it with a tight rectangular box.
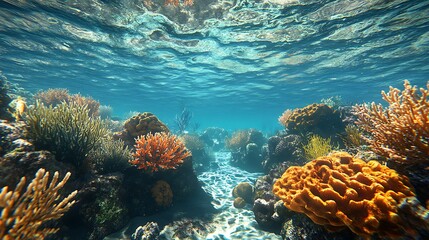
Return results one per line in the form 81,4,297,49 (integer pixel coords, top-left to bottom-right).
342,124,365,148
303,135,333,161
89,138,132,174
24,101,109,168
95,190,125,226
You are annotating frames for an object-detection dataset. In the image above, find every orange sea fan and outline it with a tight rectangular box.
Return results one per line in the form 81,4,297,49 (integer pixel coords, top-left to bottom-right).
130,132,191,172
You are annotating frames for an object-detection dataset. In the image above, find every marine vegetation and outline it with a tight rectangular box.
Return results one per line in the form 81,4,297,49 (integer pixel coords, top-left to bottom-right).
302,135,333,161
175,107,193,134
273,152,417,238
24,101,109,168
342,124,365,148
34,88,100,117
88,138,132,174
0,168,77,239
130,132,191,172
225,130,249,151
353,80,429,163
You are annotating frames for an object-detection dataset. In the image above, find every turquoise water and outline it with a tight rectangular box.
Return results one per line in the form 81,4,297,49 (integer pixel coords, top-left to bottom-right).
0,0,428,130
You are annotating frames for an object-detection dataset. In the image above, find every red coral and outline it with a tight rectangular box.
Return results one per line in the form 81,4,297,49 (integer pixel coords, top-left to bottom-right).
130,132,191,172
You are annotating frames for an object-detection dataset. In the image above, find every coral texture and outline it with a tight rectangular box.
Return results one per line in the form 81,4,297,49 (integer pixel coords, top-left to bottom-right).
353,80,429,163
0,168,77,239
130,132,191,172
278,104,344,138
273,152,417,238
151,180,173,207
114,112,169,148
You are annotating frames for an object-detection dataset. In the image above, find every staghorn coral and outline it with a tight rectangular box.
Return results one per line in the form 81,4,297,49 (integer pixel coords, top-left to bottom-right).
24,101,109,168
130,132,191,172
353,80,429,163
273,151,417,238
151,180,173,207
0,168,77,239
303,135,333,161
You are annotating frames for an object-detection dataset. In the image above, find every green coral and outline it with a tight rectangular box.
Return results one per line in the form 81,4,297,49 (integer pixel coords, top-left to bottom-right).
24,101,109,168
303,135,333,161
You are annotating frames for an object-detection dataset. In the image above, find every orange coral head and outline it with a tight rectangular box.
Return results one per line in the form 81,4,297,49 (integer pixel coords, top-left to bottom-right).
130,132,191,172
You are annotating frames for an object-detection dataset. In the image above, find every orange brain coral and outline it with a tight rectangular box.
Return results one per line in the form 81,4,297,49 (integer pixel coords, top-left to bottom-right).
273,152,416,238
130,132,191,172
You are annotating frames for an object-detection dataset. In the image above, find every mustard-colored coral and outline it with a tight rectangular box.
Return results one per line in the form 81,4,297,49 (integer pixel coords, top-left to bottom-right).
0,168,77,239
278,104,344,137
151,180,173,207
273,152,417,238
353,80,429,163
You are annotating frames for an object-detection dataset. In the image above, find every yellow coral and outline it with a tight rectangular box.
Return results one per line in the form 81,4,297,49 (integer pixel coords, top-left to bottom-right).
273,152,416,238
353,80,429,163
0,169,77,239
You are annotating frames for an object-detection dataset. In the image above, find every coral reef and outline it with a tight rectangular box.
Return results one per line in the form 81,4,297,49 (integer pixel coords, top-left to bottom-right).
0,168,77,239
232,182,254,204
24,101,109,169
200,127,228,151
228,129,266,171
34,88,100,117
180,133,213,172
88,138,132,175
151,180,173,207
130,132,191,173
262,134,305,172
278,103,345,139
226,130,250,151
0,73,13,120
353,80,429,163
131,222,160,240
273,151,419,238
114,112,169,148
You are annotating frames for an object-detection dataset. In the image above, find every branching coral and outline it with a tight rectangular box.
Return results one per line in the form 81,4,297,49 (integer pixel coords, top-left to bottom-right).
273,152,417,238
130,132,191,172
353,80,429,163
0,168,77,239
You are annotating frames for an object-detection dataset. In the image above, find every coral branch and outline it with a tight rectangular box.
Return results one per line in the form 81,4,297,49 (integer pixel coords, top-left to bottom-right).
353,80,429,163
130,132,191,172
0,169,77,239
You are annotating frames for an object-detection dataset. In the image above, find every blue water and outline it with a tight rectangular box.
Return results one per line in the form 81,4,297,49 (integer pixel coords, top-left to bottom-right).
0,0,428,130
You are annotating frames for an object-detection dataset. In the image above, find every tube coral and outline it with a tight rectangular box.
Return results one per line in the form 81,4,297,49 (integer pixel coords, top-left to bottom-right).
130,132,191,172
353,80,429,163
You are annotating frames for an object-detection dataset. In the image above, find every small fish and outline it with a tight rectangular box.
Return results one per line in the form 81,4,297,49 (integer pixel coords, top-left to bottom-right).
14,97,27,120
